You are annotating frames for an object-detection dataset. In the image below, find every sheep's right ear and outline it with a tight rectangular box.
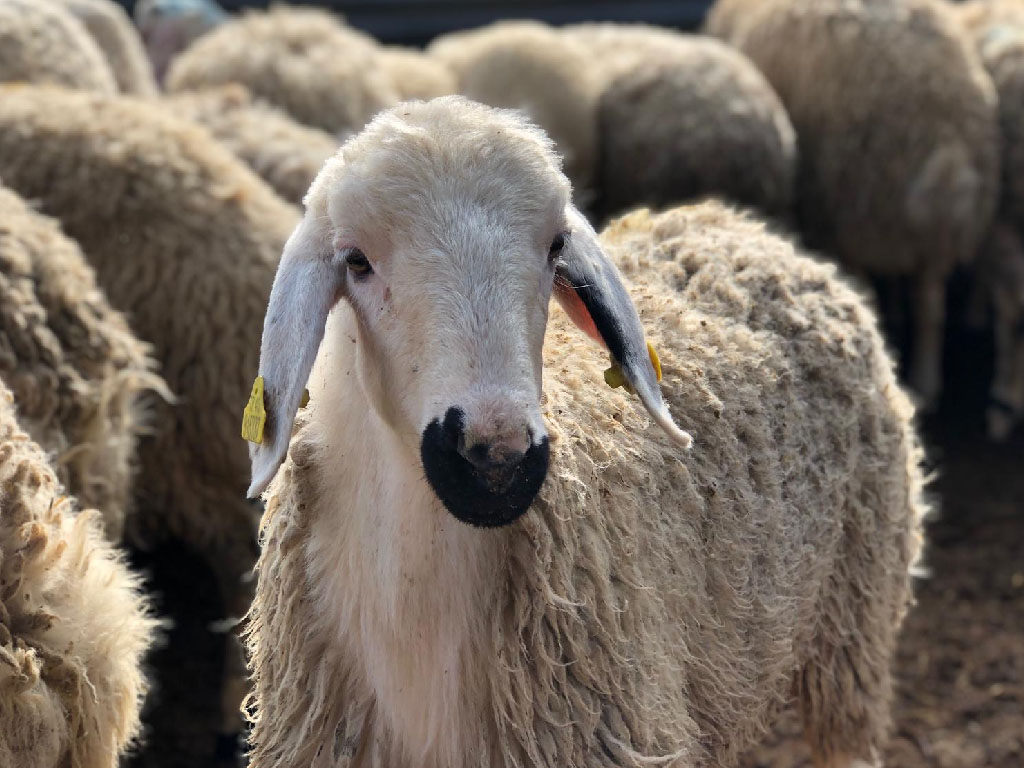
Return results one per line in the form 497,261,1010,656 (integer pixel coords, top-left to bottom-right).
247,213,342,498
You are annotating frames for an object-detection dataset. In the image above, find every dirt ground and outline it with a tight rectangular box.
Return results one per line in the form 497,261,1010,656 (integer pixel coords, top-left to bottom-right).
124,297,1023,768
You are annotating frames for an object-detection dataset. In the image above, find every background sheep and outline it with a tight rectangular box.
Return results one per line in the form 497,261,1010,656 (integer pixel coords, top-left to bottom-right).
0,0,117,93
0,185,165,543
0,376,156,768
953,1,1024,439
51,0,159,97
165,5,399,139
166,84,339,205
0,84,299,754
243,100,924,768
705,0,1000,409
427,20,600,202
564,24,795,221
379,45,458,100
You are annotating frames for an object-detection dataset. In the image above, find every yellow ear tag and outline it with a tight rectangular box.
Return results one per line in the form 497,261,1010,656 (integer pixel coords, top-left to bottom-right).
604,342,662,393
300,388,310,408
241,376,267,444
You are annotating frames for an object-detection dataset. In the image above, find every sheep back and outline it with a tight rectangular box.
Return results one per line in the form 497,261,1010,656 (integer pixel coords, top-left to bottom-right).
0,0,117,94
0,377,155,768
379,46,457,101
0,184,164,542
50,0,158,97
165,6,399,138
166,84,339,205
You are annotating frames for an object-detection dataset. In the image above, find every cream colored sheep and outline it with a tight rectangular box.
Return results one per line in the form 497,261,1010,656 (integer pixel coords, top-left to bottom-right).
51,0,158,96
165,5,399,138
243,98,925,768
706,0,1000,409
0,185,165,542
134,0,227,83
564,23,795,220
0,376,156,768
0,0,117,93
166,84,339,205
428,20,600,203
0,84,299,758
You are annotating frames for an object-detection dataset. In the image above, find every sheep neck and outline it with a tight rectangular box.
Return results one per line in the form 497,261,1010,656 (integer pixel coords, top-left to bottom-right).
302,306,507,765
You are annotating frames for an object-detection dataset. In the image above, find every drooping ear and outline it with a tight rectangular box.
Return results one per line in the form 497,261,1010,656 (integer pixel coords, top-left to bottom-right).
553,207,693,450
247,212,342,497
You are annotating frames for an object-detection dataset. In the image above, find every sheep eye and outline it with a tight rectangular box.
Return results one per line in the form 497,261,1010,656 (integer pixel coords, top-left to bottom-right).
344,249,373,277
548,232,568,261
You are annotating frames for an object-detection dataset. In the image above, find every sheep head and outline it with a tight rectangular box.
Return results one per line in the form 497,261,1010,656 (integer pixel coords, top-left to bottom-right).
247,97,691,525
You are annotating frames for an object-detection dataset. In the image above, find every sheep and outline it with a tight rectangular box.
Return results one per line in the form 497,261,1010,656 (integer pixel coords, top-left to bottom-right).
0,184,165,543
165,5,399,139
705,0,1001,409
0,83,299,757
134,0,228,84
563,23,796,221
242,98,926,768
0,376,156,768
0,0,117,93
954,2,1024,438
379,45,458,101
166,84,339,205
427,21,600,203
50,0,158,97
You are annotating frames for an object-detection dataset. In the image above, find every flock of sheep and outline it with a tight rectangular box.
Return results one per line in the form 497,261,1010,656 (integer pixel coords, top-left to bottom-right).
0,0,1012,767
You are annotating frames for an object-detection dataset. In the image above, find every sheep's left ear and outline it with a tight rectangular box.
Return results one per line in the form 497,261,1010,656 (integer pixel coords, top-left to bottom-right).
553,208,693,450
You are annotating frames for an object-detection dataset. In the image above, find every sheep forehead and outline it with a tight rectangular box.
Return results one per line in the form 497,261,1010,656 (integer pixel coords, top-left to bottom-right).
310,98,571,241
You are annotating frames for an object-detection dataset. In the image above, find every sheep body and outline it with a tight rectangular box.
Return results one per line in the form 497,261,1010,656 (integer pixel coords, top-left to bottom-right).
51,0,158,96
705,0,1000,405
166,84,339,205
0,377,156,768
166,6,399,138
565,24,795,219
0,0,117,93
0,84,299,745
246,201,926,764
428,20,599,201
0,185,164,542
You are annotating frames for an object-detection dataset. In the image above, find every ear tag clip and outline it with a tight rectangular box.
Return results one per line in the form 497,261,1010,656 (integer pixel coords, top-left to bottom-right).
604,342,662,394
242,376,267,444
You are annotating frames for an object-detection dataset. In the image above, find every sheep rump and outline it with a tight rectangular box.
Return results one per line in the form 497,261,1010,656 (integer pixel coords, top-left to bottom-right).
166,84,339,205
0,377,155,768
0,0,117,93
0,185,164,542
245,200,926,768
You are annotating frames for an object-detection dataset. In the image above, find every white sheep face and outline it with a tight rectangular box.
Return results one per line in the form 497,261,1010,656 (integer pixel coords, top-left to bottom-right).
248,98,690,524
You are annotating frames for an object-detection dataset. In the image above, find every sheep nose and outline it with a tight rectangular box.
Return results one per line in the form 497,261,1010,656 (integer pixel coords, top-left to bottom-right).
457,437,527,491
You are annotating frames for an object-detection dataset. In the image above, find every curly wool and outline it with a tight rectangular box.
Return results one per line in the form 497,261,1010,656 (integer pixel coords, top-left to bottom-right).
167,84,339,205
166,6,399,138
50,0,158,96
565,24,795,220
0,85,298,599
0,0,117,93
0,185,165,542
428,21,600,201
0,378,156,768
379,46,457,101
706,0,999,277
245,201,926,768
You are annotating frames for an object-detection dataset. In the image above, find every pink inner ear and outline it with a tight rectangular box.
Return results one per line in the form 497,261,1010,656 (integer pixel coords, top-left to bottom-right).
553,278,606,348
